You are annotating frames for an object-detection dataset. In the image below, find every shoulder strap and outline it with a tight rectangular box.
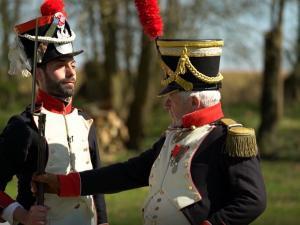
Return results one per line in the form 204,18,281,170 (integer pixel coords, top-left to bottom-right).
220,118,258,157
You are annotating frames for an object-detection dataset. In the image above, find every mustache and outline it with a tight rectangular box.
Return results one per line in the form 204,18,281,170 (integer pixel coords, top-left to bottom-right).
60,78,76,84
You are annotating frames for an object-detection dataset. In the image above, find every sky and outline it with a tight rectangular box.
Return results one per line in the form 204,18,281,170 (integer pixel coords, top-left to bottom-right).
9,0,299,72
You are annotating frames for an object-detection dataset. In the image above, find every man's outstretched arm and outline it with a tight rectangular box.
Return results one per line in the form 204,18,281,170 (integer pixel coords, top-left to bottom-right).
34,137,165,196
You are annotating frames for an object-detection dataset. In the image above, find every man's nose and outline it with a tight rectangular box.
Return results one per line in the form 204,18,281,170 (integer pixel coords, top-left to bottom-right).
66,64,75,77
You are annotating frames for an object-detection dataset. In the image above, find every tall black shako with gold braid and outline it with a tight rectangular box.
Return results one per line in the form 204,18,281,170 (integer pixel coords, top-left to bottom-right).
156,39,224,96
156,39,258,158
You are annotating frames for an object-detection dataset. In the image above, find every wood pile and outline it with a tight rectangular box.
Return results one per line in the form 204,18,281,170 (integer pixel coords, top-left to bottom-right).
85,104,129,154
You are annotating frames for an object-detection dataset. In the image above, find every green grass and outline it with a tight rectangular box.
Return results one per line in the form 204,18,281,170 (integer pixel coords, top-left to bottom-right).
5,161,300,225
2,72,300,224
102,97,300,224
105,188,148,225
4,101,300,224
253,161,300,225
105,160,300,225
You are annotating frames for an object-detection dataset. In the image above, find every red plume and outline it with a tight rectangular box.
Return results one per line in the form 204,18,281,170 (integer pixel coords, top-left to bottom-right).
134,0,163,39
40,0,67,16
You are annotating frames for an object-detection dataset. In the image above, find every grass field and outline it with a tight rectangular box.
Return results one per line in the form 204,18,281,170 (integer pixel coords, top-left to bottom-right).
5,160,300,225
106,160,300,225
99,95,297,225
2,71,300,224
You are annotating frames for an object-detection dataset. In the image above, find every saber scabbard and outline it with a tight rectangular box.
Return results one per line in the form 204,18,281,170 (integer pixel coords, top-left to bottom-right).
30,17,47,206
36,113,46,205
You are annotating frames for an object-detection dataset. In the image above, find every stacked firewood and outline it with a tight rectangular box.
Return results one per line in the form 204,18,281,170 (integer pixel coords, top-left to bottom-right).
85,104,129,154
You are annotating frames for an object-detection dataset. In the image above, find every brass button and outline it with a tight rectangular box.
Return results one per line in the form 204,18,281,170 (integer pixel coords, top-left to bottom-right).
184,162,189,168
188,186,193,190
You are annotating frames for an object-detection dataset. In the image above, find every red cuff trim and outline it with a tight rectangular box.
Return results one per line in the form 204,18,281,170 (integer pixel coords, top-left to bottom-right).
58,172,81,197
0,192,14,209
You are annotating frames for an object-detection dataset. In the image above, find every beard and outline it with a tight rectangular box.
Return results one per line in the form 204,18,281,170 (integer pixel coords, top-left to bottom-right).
44,72,75,99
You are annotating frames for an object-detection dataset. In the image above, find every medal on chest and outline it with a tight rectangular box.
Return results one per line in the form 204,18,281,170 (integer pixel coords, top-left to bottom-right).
170,144,190,173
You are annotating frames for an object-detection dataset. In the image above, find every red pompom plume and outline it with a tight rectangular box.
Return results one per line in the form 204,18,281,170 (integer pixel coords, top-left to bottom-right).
40,0,66,16
135,0,164,40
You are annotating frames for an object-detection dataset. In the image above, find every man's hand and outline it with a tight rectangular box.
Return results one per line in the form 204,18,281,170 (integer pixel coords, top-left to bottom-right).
24,205,48,225
32,173,60,194
14,205,48,225
33,172,81,197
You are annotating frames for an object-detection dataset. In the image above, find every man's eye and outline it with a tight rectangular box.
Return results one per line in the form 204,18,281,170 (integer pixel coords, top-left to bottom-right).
56,64,65,68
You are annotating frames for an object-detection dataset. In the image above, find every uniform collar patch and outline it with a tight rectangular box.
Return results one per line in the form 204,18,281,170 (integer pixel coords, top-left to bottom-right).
36,89,73,114
182,102,224,128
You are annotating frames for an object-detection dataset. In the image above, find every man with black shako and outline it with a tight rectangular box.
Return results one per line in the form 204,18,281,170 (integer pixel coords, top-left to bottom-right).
0,0,108,224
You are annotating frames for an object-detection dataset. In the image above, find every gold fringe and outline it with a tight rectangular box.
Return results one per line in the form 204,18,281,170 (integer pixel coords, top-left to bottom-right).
221,118,258,157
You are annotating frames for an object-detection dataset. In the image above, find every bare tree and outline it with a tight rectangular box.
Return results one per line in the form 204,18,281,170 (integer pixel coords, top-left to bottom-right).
164,0,181,37
0,0,22,107
126,34,157,150
121,0,134,77
68,0,292,153
126,0,183,150
97,0,119,109
284,0,300,102
258,0,286,157
0,0,22,78
115,0,137,116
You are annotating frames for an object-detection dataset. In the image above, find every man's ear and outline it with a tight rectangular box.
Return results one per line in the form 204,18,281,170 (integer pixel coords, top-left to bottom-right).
191,96,201,110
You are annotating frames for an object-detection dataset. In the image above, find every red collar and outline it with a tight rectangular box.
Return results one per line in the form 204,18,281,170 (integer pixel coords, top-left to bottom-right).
36,90,73,115
182,102,224,128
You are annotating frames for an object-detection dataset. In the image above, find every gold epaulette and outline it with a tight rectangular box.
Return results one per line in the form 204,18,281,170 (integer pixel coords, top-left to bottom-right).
220,118,258,157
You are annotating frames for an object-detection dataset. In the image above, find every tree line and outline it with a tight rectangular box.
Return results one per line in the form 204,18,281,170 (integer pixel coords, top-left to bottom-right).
0,0,299,157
